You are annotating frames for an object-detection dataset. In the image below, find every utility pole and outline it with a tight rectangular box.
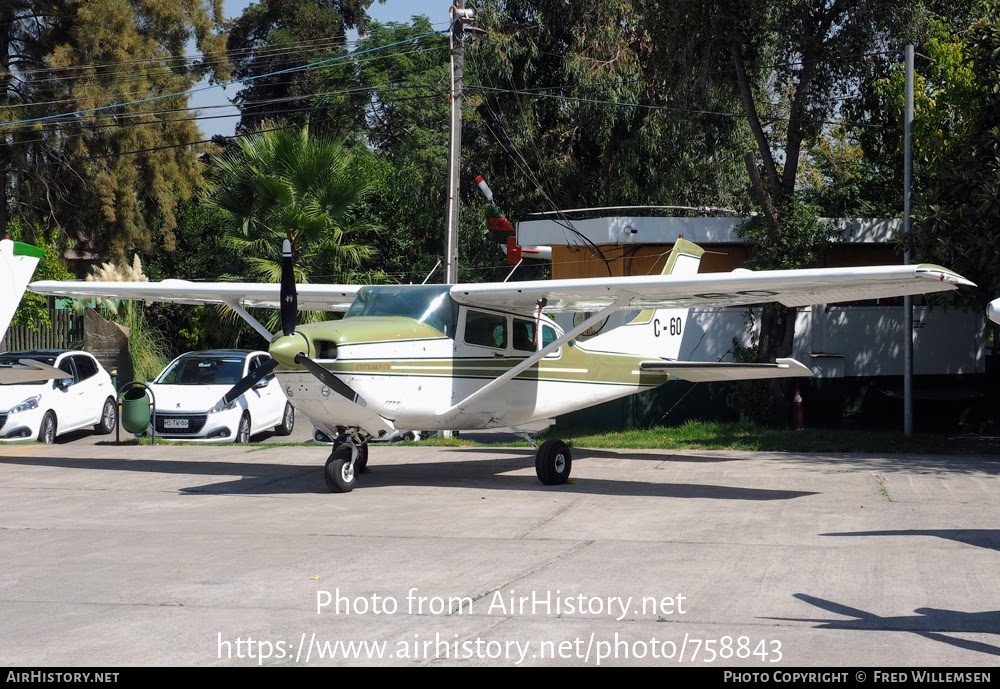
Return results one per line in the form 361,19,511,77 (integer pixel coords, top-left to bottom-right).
903,45,914,437
445,1,468,285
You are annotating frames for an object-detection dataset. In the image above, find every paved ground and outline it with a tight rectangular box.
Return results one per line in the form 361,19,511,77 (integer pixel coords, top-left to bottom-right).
1,430,998,668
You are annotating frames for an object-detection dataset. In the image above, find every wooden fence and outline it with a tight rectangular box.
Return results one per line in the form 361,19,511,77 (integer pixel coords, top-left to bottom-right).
0,310,84,352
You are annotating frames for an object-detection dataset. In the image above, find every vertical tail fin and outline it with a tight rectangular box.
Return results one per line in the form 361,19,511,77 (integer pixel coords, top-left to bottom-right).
582,238,704,359
0,239,44,344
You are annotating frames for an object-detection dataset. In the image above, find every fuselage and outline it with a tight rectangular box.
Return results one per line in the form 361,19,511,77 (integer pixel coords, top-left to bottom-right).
268,285,671,437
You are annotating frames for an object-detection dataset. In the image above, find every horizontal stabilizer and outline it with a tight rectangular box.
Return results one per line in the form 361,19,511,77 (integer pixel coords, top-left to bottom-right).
0,359,67,384
640,357,813,382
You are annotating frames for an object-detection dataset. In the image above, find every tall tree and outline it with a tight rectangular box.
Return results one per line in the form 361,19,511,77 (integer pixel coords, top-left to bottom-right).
227,0,378,136
849,6,1000,307
325,17,466,283
468,1,752,224
206,122,384,332
692,1,928,373
0,0,230,263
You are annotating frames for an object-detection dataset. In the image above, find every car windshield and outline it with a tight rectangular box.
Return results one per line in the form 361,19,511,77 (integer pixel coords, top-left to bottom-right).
0,354,58,386
155,356,245,385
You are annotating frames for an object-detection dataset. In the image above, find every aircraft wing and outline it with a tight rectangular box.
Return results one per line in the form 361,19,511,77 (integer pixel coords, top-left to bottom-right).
449,263,974,313
27,280,363,313
639,357,813,382
0,359,66,384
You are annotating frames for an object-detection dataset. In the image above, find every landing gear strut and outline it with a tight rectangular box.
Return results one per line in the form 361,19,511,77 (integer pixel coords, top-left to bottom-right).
323,430,370,493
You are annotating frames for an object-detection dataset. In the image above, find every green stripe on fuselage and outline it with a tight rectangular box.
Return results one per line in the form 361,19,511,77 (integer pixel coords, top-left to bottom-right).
323,348,671,387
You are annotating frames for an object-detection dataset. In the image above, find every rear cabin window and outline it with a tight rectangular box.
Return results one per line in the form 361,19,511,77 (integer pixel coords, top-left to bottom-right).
513,319,560,354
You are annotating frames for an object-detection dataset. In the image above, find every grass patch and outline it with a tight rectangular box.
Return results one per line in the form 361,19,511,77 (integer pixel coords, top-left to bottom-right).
537,420,1000,454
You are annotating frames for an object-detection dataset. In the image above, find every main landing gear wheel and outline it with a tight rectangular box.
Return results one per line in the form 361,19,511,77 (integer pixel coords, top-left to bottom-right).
535,438,572,485
324,443,359,493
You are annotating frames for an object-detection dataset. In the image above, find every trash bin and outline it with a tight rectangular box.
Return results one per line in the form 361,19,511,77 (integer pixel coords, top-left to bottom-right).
121,386,151,435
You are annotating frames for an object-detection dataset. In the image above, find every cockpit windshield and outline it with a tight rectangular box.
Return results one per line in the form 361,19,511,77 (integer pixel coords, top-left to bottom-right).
344,284,458,337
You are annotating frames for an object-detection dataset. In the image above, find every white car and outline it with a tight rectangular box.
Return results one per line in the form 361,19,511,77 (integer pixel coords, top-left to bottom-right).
0,349,117,443
147,349,294,442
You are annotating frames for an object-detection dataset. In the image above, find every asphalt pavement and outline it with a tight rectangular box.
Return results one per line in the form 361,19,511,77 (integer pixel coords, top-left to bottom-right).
1,430,998,668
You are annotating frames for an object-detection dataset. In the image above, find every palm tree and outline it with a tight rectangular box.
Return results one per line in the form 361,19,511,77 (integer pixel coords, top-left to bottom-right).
206,122,385,332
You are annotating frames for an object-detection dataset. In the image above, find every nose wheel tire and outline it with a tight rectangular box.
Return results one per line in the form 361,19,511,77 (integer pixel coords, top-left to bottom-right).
324,443,358,493
535,438,572,485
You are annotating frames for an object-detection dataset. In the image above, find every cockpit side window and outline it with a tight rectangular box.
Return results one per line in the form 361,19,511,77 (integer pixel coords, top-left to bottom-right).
465,310,507,349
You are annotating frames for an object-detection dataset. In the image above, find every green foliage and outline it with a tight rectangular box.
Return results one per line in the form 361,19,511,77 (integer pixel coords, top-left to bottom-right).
735,193,835,270
798,124,902,218
206,123,385,332
910,14,1000,306
137,198,246,352
468,1,753,221
227,0,376,135
6,220,73,330
109,301,171,383
0,1,230,263
725,337,783,426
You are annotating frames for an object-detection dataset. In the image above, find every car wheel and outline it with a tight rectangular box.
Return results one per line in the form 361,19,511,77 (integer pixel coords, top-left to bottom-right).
236,413,251,443
37,412,57,444
95,397,117,435
274,402,295,436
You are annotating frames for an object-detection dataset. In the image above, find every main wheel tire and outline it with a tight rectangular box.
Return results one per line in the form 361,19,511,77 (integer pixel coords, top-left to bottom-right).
37,411,57,444
95,397,117,435
236,413,251,443
535,438,572,485
324,444,357,493
274,402,295,436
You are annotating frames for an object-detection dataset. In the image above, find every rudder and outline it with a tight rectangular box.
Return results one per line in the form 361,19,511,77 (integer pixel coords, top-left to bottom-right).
0,239,44,344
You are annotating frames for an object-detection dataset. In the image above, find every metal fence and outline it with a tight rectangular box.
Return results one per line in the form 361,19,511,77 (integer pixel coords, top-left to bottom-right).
0,310,84,352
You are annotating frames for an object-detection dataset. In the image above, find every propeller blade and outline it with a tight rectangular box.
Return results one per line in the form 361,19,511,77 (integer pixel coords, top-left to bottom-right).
220,357,279,407
294,352,367,408
280,238,298,337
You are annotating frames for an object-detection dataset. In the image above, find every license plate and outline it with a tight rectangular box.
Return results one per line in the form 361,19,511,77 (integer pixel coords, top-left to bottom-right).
164,418,189,429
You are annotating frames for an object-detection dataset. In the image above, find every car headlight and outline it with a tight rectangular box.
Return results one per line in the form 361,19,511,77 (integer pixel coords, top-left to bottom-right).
209,398,237,413
9,395,41,414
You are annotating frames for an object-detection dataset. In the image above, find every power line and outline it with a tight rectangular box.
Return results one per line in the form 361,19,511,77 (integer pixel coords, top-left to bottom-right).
0,30,447,130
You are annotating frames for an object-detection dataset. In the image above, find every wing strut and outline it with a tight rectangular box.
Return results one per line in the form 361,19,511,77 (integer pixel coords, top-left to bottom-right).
222,298,274,341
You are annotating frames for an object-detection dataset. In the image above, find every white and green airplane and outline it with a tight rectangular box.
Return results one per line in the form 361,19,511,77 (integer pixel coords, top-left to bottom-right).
29,238,974,493
0,239,66,384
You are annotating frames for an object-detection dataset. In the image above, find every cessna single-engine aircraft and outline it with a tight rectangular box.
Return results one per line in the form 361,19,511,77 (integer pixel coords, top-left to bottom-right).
0,239,65,384
29,238,973,493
